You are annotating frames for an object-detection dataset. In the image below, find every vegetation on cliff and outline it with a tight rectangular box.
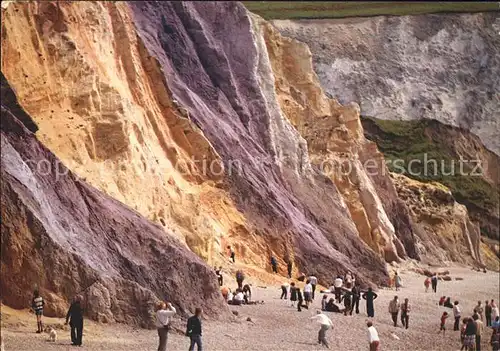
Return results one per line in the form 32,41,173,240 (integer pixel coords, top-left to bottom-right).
361,116,499,240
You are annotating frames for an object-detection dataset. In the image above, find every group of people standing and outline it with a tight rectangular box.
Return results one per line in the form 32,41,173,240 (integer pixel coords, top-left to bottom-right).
30,290,85,347
442,298,500,351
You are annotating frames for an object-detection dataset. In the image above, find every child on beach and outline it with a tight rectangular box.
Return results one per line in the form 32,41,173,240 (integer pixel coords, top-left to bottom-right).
439,312,449,335
424,277,431,292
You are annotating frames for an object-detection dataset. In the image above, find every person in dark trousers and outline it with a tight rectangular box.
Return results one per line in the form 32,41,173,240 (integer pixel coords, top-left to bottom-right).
287,261,293,279
242,284,252,304
32,289,45,333
473,313,484,351
290,282,298,307
227,246,235,263
351,284,361,315
270,256,278,274
431,273,438,293
235,270,244,290
65,295,84,346
341,288,352,316
486,300,493,327
401,298,410,329
388,296,400,327
362,288,378,318
280,283,288,300
297,289,305,312
186,308,203,351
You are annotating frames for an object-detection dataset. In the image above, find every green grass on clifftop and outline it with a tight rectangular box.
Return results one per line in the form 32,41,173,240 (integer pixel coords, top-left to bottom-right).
360,116,499,238
243,2,499,19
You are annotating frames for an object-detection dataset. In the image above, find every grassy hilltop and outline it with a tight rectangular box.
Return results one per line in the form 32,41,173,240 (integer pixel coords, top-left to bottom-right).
243,1,499,19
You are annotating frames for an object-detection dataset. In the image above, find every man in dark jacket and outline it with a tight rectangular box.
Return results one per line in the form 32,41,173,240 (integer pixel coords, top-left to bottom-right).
351,284,361,315
65,295,84,346
186,308,203,351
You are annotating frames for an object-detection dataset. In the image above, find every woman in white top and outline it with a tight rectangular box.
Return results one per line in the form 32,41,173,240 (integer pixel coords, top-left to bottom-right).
367,321,380,351
156,302,176,351
492,300,499,322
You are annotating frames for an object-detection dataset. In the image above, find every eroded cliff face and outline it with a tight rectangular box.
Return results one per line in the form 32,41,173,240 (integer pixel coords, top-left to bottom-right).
0,73,227,326
392,173,498,271
1,1,392,289
272,13,500,156
253,15,418,262
0,1,264,268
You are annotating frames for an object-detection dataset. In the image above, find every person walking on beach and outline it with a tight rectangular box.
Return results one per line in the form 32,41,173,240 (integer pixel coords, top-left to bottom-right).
227,246,235,263
439,311,449,336
351,284,361,315
453,301,462,331
367,321,380,351
32,289,45,333
424,277,431,292
401,298,410,329
235,270,245,290
362,288,378,318
474,313,484,351
431,273,438,293
341,287,352,316
311,311,333,348
394,273,402,291
388,296,400,327
65,295,84,347
270,256,278,274
186,307,203,351
308,274,318,300
486,300,493,327
280,282,289,300
297,288,304,312
290,282,298,307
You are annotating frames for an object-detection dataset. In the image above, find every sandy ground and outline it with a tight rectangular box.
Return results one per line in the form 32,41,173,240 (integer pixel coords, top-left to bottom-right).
2,266,499,351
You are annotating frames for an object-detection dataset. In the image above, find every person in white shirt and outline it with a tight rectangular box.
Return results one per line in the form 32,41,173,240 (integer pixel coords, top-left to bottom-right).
156,302,177,351
304,280,313,307
308,275,318,299
311,311,333,348
334,276,343,303
453,301,461,331
367,321,380,351
231,290,244,305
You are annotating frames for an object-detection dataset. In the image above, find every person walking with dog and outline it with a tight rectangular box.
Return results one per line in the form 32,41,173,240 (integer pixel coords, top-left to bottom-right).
32,289,45,334
65,295,84,347
155,301,177,351
186,308,203,351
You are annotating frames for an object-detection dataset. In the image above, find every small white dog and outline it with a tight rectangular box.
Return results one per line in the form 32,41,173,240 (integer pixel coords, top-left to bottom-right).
48,327,57,342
